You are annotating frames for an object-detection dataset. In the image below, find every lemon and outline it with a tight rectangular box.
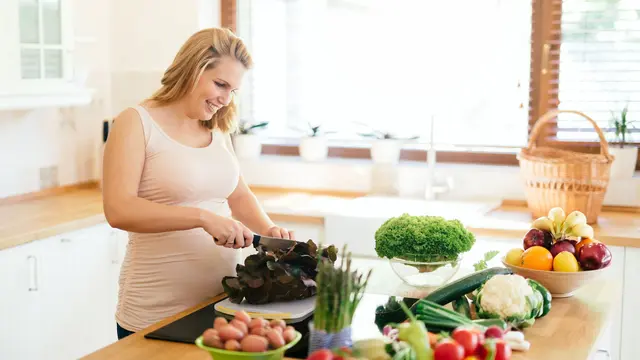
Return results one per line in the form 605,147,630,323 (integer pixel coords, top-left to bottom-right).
505,248,524,266
553,251,580,272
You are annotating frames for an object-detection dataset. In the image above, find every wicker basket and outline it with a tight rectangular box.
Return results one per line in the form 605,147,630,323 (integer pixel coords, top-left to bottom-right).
517,110,615,224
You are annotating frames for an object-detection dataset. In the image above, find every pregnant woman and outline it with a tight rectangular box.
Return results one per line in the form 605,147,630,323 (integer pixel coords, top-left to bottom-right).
102,28,294,339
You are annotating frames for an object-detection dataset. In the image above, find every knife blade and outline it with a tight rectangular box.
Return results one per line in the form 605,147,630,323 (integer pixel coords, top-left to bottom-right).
252,234,299,250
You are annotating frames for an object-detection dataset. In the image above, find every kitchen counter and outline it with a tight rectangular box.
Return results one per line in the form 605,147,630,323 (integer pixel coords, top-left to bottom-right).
81,278,621,360
2,185,640,251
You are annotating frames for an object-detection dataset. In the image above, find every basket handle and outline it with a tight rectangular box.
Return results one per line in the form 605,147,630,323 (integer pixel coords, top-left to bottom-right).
527,109,611,157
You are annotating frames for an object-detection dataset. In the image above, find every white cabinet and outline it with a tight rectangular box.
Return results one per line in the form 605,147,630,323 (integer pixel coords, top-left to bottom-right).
0,222,123,360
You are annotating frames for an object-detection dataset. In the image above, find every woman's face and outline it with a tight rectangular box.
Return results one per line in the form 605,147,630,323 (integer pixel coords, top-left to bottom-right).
186,56,246,120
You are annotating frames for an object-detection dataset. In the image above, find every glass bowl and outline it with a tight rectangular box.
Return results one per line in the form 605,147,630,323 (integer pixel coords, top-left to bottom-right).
389,255,463,288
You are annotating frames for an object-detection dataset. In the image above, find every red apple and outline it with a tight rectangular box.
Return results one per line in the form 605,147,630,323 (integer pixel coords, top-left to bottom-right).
523,229,553,250
549,240,576,258
579,243,612,270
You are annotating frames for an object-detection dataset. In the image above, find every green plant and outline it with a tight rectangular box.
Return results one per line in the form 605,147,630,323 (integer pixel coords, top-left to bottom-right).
609,105,637,148
292,122,336,137
354,121,419,140
473,250,500,271
374,213,476,263
314,245,371,333
237,120,269,135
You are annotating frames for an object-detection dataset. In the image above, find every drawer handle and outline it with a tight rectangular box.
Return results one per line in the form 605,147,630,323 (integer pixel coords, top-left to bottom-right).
596,349,610,359
27,255,38,292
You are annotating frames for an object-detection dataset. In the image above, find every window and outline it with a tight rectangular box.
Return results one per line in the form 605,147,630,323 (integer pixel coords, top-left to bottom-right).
235,0,532,148
18,0,65,80
545,0,640,143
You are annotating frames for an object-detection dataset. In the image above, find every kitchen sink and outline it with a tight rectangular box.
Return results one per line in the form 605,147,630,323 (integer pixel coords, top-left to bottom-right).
324,196,500,258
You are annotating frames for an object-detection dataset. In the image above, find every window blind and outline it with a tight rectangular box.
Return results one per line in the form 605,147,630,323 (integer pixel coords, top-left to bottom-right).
551,0,640,143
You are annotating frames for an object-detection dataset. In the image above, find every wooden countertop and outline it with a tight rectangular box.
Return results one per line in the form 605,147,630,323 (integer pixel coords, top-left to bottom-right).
1,184,640,251
81,279,621,360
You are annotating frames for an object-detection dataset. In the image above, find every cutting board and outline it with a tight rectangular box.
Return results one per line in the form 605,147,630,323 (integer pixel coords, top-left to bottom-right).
214,296,316,322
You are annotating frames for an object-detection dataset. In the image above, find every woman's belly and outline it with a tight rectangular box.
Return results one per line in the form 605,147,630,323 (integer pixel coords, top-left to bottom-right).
116,211,242,331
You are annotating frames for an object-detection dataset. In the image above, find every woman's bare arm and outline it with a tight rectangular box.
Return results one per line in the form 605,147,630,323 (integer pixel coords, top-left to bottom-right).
102,108,209,233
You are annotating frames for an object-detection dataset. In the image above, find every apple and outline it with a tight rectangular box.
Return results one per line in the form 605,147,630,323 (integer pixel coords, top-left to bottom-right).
549,240,576,258
579,243,612,270
522,228,553,250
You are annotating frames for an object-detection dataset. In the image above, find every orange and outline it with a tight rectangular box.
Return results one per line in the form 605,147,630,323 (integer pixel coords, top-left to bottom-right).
521,246,553,271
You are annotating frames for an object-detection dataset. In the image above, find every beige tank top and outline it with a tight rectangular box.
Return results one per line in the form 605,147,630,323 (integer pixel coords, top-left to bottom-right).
115,105,241,332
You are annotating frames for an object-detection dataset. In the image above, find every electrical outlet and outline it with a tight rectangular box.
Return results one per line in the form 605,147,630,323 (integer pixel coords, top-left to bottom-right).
39,166,59,189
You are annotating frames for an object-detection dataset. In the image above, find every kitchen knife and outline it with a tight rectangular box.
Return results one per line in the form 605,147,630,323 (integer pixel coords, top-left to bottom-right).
252,234,299,250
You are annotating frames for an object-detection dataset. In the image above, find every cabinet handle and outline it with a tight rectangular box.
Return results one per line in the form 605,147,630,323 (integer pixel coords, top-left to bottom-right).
60,238,71,243
27,255,38,291
595,349,610,359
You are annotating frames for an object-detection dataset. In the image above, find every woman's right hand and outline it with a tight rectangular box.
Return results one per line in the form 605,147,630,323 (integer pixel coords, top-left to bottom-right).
201,212,253,249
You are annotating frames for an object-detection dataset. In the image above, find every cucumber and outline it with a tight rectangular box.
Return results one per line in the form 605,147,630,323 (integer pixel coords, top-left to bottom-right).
418,267,513,306
527,279,552,318
452,296,472,318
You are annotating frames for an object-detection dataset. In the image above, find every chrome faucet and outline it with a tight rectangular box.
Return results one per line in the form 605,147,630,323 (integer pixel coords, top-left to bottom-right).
424,115,454,200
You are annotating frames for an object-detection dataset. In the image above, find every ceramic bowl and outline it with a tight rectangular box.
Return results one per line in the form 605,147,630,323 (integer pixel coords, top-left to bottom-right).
501,259,611,298
195,331,302,360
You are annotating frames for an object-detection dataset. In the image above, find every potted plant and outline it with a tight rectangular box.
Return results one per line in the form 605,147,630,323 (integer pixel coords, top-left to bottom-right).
296,123,334,162
608,106,638,178
232,120,268,160
357,124,419,164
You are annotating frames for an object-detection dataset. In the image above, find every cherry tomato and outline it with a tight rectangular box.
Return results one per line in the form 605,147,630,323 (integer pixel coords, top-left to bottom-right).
495,341,512,360
451,329,479,356
434,340,465,360
484,326,504,340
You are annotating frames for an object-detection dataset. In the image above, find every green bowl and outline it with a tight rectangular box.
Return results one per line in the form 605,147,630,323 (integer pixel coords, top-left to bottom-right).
195,332,302,360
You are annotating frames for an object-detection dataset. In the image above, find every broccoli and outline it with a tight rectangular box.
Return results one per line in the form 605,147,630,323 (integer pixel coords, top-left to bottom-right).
374,213,475,263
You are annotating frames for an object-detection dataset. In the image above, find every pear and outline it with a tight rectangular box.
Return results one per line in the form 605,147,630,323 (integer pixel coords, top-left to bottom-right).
567,223,594,239
561,211,587,234
531,216,555,238
547,207,566,236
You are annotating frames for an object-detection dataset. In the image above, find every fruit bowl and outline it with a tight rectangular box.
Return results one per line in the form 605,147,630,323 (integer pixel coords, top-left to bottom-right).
195,331,302,360
501,259,611,298
389,254,463,288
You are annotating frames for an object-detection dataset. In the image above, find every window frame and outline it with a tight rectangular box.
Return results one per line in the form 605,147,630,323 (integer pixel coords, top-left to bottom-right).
223,0,640,170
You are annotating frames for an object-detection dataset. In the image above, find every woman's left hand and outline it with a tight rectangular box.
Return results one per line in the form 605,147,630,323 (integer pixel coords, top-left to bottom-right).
265,225,295,240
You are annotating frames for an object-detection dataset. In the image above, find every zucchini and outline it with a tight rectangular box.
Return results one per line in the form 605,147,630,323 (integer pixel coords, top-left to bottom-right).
527,279,552,318
452,296,472,319
419,267,513,306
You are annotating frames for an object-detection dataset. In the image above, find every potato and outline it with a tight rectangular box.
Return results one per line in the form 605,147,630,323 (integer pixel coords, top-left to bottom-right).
271,326,283,335
218,324,244,342
224,339,241,351
249,318,267,329
234,310,252,326
230,319,249,335
213,317,228,331
266,328,285,349
250,327,267,337
283,328,296,343
241,335,269,352
270,319,286,329
202,328,224,348
285,326,295,333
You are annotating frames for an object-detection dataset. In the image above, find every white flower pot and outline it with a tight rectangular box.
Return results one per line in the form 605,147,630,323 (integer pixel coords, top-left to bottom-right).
609,146,638,179
232,134,262,160
299,136,328,161
371,140,402,164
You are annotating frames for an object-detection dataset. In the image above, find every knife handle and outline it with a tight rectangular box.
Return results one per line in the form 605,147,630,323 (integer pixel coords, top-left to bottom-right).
252,234,261,248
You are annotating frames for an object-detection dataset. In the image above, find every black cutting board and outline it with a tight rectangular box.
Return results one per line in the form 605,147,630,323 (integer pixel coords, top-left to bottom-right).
145,299,313,358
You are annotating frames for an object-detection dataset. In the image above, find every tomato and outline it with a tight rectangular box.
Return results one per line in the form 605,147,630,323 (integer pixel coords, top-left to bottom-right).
434,340,465,360
451,329,479,356
495,341,512,360
307,349,334,360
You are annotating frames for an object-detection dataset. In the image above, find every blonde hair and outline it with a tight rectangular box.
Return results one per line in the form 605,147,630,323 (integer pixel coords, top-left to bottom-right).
149,28,253,132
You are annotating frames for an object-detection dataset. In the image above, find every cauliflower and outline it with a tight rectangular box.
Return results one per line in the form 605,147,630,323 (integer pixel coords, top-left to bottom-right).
473,274,545,329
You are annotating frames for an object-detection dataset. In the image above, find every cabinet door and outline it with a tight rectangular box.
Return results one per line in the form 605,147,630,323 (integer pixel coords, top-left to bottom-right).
0,242,44,360
620,247,640,360
37,223,114,360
